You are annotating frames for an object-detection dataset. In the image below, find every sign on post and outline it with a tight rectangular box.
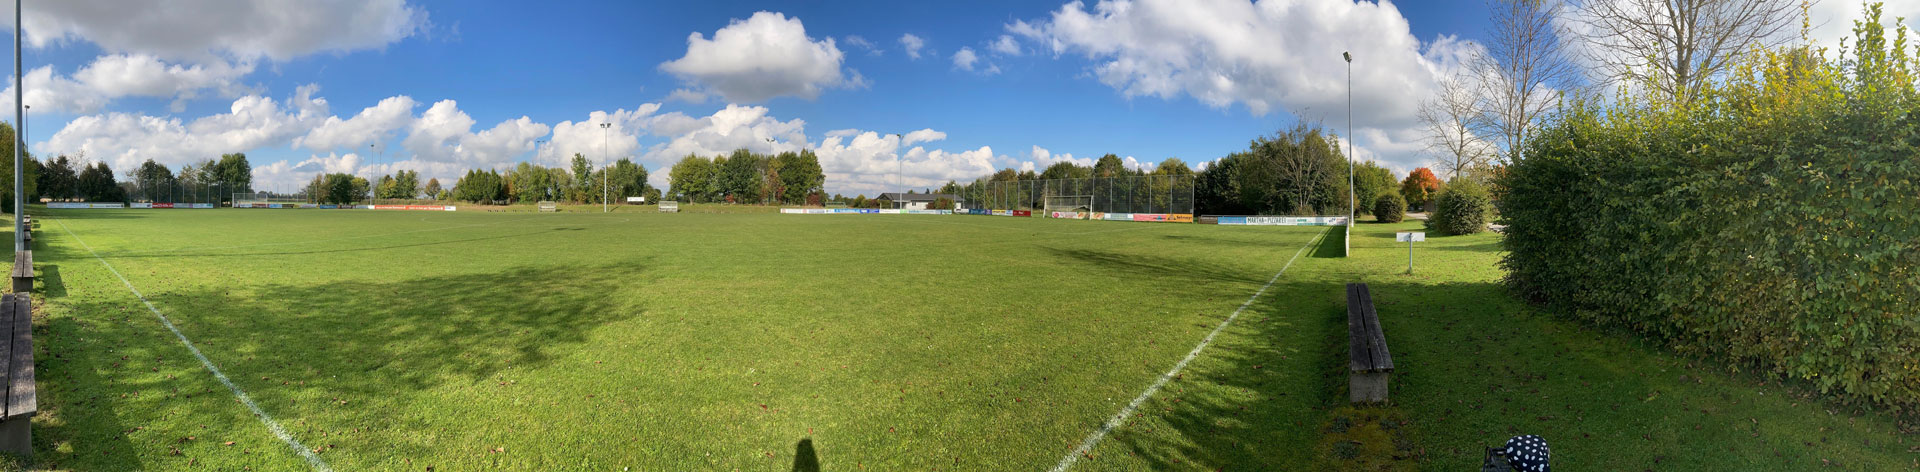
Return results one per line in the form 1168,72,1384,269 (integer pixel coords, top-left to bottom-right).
1395,232,1425,273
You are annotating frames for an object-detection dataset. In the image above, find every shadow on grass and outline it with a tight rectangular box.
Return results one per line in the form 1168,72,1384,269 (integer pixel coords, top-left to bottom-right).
791,438,820,472
1045,248,1265,286
105,228,571,259
1102,283,1349,469
33,262,647,469
1311,227,1347,258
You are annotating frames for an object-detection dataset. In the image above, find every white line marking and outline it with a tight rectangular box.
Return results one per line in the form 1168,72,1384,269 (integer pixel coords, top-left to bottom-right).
54,219,333,472
1049,227,1327,472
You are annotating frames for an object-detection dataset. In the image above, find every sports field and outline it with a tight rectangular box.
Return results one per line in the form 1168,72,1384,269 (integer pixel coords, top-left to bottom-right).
26,208,1340,470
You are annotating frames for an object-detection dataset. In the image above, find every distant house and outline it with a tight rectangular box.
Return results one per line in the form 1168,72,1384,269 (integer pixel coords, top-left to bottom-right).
876,192,963,210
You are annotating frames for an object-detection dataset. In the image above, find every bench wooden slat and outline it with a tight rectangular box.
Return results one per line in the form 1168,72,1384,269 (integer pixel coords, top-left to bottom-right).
6,294,31,419
0,295,13,419
1347,284,1370,371
1346,283,1393,373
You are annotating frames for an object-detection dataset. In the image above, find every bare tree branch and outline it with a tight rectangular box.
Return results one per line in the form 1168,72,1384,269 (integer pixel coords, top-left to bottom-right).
1578,0,1799,103
1480,0,1582,164
1419,75,1496,180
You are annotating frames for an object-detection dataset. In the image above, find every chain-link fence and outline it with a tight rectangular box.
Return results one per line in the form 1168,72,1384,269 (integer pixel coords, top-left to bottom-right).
118,180,243,205
959,174,1195,215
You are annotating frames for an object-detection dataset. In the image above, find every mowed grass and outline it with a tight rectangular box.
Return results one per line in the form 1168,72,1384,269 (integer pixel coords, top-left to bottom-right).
24,208,1333,470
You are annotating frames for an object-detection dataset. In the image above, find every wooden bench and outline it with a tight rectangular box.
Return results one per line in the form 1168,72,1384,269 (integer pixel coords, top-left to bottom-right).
537,201,558,213
1348,283,1393,403
7,252,25,294
0,294,34,459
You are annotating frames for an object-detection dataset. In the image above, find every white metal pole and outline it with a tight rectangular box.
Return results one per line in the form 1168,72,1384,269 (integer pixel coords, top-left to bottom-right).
11,0,21,251
601,123,610,212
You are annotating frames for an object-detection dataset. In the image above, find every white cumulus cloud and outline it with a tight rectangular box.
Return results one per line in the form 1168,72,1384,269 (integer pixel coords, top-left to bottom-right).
899,33,927,59
17,0,429,62
659,11,862,103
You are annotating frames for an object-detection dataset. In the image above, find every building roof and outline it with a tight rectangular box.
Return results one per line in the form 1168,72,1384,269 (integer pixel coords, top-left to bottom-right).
877,193,962,202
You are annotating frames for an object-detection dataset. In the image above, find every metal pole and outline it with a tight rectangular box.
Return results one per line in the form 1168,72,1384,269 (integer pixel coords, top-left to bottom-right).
601,123,610,212
11,0,20,251
1408,239,1415,274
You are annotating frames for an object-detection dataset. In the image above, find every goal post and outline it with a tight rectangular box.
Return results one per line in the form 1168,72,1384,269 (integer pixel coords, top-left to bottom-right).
1044,195,1094,220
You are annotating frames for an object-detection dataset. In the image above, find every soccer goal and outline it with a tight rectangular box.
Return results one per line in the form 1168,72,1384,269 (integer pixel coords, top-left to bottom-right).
1045,195,1094,220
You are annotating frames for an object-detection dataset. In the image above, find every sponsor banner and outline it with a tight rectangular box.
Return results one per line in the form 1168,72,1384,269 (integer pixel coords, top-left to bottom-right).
1011,210,1032,217
969,209,990,215
1131,214,1173,222
877,209,905,214
905,209,951,215
1104,212,1133,221
130,203,153,209
48,202,126,209
780,208,805,214
1048,211,1084,219
319,205,338,209
190,203,215,209
833,208,862,214
1167,214,1194,223
992,210,1010,216
807,209,831,214
1219,216,1351,226
299,204,319,209
154,203,175,209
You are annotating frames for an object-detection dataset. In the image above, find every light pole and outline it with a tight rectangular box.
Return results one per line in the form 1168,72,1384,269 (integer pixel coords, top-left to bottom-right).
1343,51,1354,257
11,0,21,252
892,133,903,209
533,139,546,201
600,123,610,213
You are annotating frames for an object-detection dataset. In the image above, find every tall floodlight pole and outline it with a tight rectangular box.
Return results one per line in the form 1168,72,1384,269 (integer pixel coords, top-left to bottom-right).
600,122,610,213
1343,51,1355,257
11,0,21,252
892,133,903,209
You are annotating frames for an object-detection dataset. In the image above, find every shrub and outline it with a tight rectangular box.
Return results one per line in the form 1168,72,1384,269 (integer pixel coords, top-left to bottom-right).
1372,192,1406,223
928,197,955,210
1425,179,1489,235
1499,5,1920,411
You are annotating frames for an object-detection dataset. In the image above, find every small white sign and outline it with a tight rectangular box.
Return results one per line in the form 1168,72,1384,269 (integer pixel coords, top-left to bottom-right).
626,196,646,203
1396,232,1426,242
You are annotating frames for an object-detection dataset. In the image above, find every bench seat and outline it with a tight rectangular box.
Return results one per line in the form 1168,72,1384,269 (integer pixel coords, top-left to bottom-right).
0,294,34,459
7,252,26,294
1348,283,1393,403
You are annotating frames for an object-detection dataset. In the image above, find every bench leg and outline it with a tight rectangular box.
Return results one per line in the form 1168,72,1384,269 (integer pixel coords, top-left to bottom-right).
1350,372,1390,404
0,415,28,460
8,276,26,294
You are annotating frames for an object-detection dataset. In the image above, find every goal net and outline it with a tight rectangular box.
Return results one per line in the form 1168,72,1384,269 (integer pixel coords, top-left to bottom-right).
1045,195,1094,219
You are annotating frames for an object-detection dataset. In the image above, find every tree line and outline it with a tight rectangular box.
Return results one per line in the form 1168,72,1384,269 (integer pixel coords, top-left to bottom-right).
440,154,655,205
665,148,826,205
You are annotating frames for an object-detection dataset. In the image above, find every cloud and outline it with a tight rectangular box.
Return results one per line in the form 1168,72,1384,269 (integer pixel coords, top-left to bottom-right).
899,33,927,59
952,47,999,74
659,11,862,103
540,105,662,167
990,34,1023,56
19,0,429,62
402,99,549,165
1014,0,1485,173
296,95,419,151
43,85,328,175
0,54,256,113
843,35,882,55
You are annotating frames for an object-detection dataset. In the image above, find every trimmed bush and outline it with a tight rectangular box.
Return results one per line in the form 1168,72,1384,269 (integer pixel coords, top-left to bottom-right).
1425,179,1489,235
1499,8,1920,411
1372,192,1406,223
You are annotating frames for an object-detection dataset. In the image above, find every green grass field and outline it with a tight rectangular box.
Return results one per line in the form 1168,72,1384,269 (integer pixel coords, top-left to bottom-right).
26,208,1336,470
16,208,1915,471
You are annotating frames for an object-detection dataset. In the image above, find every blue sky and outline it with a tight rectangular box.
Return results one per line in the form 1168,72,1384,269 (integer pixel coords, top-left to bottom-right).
2,0,1900,196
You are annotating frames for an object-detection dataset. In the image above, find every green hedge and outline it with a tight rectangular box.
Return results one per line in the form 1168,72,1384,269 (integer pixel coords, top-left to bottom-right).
1426,179,1489,235
1500,14,1920,410
1372,192,1406,223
